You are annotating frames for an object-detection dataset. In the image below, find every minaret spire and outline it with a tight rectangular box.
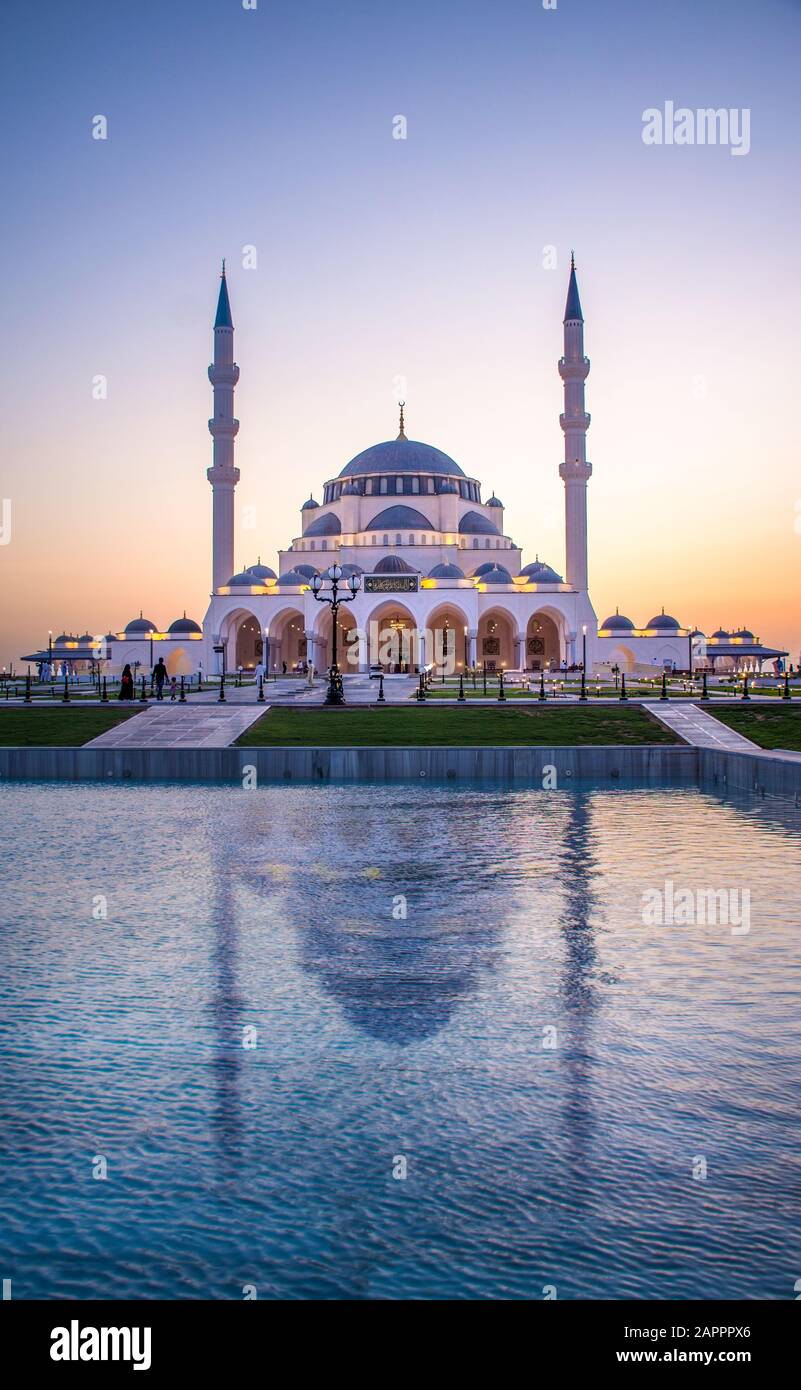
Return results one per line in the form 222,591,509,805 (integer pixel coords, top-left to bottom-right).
558,254,592,591
397,401,406,439
207,264,240,591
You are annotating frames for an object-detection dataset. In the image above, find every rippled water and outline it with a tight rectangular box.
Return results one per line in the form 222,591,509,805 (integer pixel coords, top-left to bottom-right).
1,779,800,1300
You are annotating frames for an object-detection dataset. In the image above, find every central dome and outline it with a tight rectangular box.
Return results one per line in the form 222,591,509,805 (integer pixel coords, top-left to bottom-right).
338,437,465,479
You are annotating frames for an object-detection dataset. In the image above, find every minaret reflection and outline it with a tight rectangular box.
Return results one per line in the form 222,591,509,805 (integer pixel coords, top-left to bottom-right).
207,846,246,1165
555,788,600,1179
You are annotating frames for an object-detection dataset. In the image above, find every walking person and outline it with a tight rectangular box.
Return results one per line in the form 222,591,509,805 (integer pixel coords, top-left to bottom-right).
152,656,169,700
169,676,178,701
119,663,134,701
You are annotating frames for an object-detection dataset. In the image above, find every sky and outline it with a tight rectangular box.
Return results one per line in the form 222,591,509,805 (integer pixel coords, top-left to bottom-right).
0,0,799,667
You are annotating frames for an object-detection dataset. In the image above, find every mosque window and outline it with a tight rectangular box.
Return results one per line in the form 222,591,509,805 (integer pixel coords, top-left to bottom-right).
383,534,389,545
380,477,388,494
310,541,316,551
395,533,402,545
485,539,491,549
322,540,328,551
411,477,419,494
395,478,403,494
421,534,427,544
473,539,479,549
408,535,415,546
365,479,374,494
495,539,500,548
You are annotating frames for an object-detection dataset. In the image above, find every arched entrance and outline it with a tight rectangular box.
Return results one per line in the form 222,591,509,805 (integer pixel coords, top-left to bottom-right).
526,611,561,671
366,602,421,672
235,616,263,670
426,602,472,675
264,607,306,675
477,608,515,671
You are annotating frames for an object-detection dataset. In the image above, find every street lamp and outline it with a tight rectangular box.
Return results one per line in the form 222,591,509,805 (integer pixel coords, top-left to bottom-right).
312,564,361,704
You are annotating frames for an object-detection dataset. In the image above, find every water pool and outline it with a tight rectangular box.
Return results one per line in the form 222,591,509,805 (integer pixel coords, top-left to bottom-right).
1,780,800,1299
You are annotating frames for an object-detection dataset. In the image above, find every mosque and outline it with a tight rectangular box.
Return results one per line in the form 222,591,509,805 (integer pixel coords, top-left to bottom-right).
22,262,788,680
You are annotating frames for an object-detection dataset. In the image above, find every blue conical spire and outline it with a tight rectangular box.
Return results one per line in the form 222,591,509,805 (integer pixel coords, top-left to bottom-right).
214,260,233,329
563,251,583,323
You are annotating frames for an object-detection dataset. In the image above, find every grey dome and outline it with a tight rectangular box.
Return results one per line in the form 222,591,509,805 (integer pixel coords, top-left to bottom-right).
226,572,260,587
292,563,320,579
168,616,202,635
304,511,341,538
646,612,681,630
301,496,319,510
77,632,96,646
601,612,635,632
460,510,500,536
733,628,755,640
710,629,729,640
245,563,277,583
428,562,465,579
125,616,158,633
519,560,563,584
54,633,74,645
374,555,416,575
276,569,311,586
366,504,434,532
478,564,513,584
486,494,503,507
471,562,498,577
339,437,465,479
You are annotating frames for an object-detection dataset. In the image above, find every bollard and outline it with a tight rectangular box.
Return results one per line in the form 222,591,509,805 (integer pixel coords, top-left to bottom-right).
482,667,487,697
458,674,465,703
62,675,70,704
620,673,628,701
218,672,226,703
257,674,265,703
24,673,32,704
472,668,476,690
660,672,668,702
180,676,186,703
702,671,709,701
101,677,108,703
377,673,385,703
140,676,147,702
497,670,506,702
781,673,790,701
741,674,750,701
579,670,587,702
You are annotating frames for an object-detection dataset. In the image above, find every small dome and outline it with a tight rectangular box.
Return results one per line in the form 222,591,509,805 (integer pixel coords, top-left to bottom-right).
438,478,459,494
246,562,277,583
646,611,681,630
601,612,635,632
428,562,465,579
341,480,361,495
104,632,116,642
276,568,311,586
168,616,202,635
710,629,729,640
367,505,434,531
125,616,158,634
486,493,503,507
304,511,341,538
460,510,500,536
340,563,364,579
301,496,319,511
54,633,73,645
292,563,320,580
226,572,260,587
77,632,96,646
733,628,755,640
374,555,416,575
478,564,513,584
471,562,498,577
519,560,563,584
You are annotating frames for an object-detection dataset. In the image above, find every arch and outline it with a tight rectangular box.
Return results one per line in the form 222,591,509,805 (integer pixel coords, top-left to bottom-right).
605,644,636,673
312,604,359,675
477,606,516,671
364,600,421,672
261,605,306,674
425,600,472,673
525,611,561,672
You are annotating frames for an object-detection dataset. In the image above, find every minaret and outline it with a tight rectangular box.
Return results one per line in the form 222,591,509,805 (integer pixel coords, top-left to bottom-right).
558,254,592,592
207,262,240,591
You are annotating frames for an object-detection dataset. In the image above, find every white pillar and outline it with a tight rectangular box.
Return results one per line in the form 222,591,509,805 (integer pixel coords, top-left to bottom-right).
207,266,240,593
468,630,477,667
558,256,592,594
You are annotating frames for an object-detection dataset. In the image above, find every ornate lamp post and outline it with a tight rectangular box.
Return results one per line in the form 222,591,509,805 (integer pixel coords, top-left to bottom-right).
311,564,361,705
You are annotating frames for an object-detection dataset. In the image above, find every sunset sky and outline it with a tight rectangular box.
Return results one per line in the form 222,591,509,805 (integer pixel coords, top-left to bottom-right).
1,0,799,668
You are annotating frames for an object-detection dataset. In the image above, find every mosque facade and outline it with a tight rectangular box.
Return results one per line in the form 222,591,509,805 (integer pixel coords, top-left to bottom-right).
22,263,789,679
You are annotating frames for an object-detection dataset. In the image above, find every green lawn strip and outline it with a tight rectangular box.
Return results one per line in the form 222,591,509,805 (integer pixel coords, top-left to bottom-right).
706,705,801,751
0,708,139,746
237,705,679,747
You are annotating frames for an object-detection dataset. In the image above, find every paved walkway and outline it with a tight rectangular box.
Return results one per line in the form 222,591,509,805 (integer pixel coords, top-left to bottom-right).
85,703,265,749
642,702,759,751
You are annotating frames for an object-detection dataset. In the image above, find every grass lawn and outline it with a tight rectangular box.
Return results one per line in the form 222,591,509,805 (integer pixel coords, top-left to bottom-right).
708,704,801,751
0,708,138,746
237,705,679,747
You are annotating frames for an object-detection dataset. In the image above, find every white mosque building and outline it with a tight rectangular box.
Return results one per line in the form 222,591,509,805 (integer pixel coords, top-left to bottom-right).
23,261,789,680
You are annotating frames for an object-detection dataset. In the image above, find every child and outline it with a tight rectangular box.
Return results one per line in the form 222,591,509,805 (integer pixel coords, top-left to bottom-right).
169,676,178,701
